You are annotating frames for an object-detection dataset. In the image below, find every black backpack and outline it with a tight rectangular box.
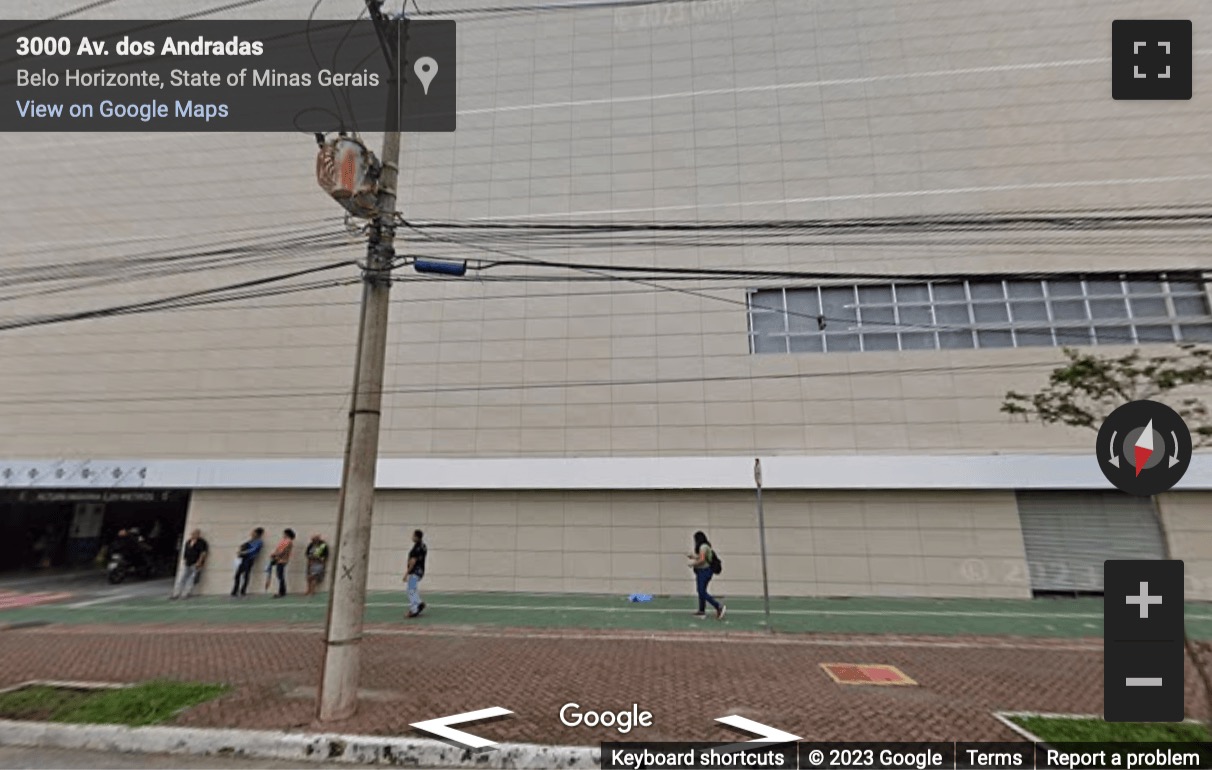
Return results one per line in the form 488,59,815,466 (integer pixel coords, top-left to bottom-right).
709,549,723,575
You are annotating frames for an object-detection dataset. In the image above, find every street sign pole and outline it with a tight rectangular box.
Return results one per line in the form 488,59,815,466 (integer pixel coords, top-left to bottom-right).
753,458,773,633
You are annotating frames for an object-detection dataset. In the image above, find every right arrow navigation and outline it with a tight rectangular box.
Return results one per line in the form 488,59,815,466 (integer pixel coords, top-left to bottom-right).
715,714,802,744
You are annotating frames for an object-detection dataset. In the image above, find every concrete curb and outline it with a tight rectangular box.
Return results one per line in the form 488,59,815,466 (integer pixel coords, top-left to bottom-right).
0,719,601,768
990,711,1050,745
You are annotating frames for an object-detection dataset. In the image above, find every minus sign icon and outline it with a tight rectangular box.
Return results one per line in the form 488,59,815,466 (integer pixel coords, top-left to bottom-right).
1126,677,1163,686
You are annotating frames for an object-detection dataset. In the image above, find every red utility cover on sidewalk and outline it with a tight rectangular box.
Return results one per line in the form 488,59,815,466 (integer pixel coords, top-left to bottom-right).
820,663,917,686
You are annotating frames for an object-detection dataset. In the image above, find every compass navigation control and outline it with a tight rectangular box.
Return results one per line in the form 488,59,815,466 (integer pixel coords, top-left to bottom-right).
1096,400,1192,496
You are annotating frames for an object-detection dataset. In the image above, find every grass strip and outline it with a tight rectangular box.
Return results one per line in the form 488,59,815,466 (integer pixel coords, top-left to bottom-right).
0,680,228,727
1011,715,1211,743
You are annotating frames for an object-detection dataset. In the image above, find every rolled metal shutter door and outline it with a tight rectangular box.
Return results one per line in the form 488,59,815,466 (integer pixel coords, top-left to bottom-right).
1015,491,1166,593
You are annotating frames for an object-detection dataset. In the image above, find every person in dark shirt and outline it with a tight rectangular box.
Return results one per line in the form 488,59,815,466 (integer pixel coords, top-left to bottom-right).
110,529,134,560
231,527,264,598
171,529,209,600
404,529,427,619
111,528,150,571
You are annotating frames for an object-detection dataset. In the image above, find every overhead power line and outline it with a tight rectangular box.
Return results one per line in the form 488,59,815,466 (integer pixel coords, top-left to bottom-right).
408,210,1212,234
0,357,1095,412
446,256,1212,285
0,217,346,262
398,219,1211,342
0,261,357,334
0,225,358,304
1,222,1203,347
4,198,1209,345
399,210,1212,252
17,202,1208,322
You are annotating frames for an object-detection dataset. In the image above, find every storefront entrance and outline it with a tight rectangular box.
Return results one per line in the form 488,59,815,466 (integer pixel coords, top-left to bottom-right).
0,489,190,573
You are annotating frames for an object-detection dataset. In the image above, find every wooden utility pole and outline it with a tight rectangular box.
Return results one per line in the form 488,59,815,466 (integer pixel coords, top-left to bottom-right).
317,2,403,722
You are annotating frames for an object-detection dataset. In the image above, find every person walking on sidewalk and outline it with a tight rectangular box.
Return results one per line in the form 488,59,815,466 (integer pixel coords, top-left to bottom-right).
687,530,726,620
304,533,329,597
171,529,208,600
231,527,264,597
404,529,427,618
268,529,296,598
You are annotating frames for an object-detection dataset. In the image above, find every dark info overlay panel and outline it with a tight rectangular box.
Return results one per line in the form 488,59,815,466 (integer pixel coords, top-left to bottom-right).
600,742,1212,769
602,742,797,769
0,19,454,131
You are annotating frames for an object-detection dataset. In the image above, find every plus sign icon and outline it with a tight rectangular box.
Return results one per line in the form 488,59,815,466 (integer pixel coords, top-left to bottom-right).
1113,20,1192,100
1125,580,1163,619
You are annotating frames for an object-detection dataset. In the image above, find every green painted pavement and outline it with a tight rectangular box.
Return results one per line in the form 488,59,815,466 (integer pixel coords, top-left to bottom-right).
2,592,1211,638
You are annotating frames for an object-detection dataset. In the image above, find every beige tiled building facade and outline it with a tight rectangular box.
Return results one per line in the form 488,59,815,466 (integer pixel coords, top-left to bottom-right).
1,0,1211,599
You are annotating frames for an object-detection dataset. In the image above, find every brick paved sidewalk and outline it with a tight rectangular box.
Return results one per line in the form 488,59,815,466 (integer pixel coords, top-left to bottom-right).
0,624,1207,746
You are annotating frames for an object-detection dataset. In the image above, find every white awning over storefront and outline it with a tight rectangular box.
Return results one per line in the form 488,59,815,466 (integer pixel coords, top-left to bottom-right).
2,453,1211,491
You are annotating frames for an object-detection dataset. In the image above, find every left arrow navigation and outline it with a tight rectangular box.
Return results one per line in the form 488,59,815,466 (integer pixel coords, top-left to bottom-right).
410,707,513,749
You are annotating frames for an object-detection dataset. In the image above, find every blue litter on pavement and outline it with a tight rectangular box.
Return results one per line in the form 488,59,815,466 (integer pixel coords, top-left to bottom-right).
628,593,653,602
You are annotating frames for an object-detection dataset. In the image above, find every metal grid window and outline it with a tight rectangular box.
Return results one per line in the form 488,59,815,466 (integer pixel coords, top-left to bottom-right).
748,274,1212,355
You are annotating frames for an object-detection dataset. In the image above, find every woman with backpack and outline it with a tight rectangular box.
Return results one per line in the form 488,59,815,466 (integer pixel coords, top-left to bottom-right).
687,530,726,620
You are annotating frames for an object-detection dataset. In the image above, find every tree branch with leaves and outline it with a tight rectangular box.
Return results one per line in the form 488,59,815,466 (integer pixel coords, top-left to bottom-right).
1002,344,1212,446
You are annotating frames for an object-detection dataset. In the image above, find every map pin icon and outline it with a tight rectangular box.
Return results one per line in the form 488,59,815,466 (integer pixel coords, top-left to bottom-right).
414,57,438,95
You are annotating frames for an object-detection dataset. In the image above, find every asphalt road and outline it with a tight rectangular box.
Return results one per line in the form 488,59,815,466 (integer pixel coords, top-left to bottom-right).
0,746,358,769
0,569,170,607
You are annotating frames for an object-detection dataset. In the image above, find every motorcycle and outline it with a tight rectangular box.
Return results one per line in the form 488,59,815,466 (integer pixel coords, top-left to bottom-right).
106,549,164,584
